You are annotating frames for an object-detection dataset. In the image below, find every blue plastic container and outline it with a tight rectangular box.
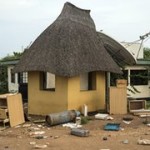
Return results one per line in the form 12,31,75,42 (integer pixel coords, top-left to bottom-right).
104,123,120,131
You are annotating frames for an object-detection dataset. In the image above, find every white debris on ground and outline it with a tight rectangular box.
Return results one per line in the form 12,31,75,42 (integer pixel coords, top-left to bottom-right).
123,120,131,124
95,113,113,120
29,131,45,137
33,144,48,149
138,139,150,145
62,123,82,128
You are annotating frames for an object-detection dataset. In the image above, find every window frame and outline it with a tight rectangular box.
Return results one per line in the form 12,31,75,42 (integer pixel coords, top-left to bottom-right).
80,72,96,91
40,72,56,91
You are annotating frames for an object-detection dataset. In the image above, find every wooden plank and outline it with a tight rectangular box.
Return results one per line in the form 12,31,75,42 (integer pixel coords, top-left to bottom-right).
109,87,127,114
7,93,25,127
0,108,8,119
0,93,16,99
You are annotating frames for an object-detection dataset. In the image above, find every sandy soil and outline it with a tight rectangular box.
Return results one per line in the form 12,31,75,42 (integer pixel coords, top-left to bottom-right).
0,114,150,150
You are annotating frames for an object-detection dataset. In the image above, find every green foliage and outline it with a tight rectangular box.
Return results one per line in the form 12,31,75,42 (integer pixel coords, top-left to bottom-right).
146,101,150,109
144,47,150,60
110,70,128,86
0,65,8,94
81,116,90,124
0,51,23,61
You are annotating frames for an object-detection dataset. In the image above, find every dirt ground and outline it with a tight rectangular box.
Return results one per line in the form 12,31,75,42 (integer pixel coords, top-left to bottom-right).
0,114,150,150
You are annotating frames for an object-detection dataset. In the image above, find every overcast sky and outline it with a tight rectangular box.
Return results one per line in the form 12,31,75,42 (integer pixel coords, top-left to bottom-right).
0,0,150,58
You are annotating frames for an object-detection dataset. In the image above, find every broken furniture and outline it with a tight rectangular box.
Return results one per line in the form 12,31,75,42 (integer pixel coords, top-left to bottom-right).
0,93,25,127
128,100,146,112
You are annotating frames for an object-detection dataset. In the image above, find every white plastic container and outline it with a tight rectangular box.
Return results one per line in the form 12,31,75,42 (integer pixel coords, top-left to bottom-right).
82,104,88,116
75,117,81,125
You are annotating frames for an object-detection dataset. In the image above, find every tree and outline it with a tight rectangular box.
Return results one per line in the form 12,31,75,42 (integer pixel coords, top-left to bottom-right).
0,65,8,94
144,47,150,60
1,51,23,61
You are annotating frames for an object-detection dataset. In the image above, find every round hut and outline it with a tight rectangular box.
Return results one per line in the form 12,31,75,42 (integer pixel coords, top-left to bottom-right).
14,2,135,115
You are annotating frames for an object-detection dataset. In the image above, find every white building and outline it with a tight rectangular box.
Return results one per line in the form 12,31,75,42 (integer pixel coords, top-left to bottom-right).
0,59,28,101
121,42,150,99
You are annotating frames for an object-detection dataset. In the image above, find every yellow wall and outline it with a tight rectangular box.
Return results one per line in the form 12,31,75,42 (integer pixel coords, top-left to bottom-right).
28,72,68,115
68,72,106,112
28,71,106,115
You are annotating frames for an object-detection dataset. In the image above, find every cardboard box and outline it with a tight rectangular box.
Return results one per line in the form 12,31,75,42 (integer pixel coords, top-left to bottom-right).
116,79,127,88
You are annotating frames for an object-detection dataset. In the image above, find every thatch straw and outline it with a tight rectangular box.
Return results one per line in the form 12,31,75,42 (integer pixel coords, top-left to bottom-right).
14,2,129,76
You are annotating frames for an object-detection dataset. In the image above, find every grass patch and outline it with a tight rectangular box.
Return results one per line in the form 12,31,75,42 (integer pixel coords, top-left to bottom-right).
81,116,91,125
146,101,150,109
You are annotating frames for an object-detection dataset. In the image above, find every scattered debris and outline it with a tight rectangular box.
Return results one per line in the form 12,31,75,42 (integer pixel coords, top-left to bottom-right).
22,124,32,128
122,139,129,144
34,135,48,139
33,144,48,149
54,135,60,139
123,120,131,124
33,120,45,124
30,127,41,131
29,131,45,136
103,136,108,141
104,123,120,131
138,139,150,145
4,146,9,149
71,128,90,137
62,123,82,128
95,114,113,120
17,135,22,139
120,127,125,131
130,109,150,115
45,110,80,126
37,125,43,128
15,125,21,128
140,114,150,118
76,117,81,125
30,141,36,145
123,116,133,121
122,115,133,125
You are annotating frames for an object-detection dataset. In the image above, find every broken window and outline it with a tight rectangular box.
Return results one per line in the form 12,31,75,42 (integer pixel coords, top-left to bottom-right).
130,69,148,86
80,72,96,91
40,72,55,91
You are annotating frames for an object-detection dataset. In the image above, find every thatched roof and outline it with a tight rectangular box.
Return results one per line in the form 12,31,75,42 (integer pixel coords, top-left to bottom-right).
97,32,136,66
14,2,125,76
